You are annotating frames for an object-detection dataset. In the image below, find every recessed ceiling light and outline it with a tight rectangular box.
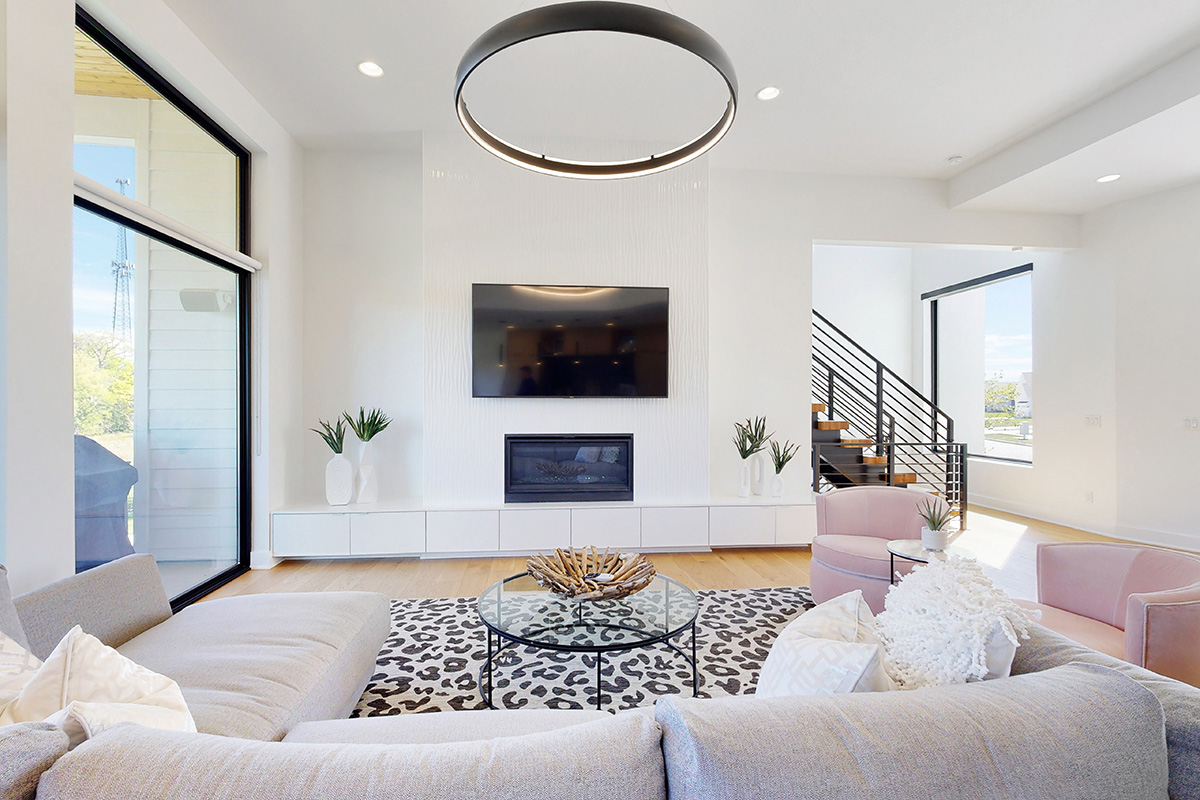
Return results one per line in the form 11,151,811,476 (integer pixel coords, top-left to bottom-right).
756,86,781,101
357,61,384,78
1096,174,1121,183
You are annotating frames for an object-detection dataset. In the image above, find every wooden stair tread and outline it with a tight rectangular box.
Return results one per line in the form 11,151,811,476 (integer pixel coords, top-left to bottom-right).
892,473,918,484
815,421,850,431
839,439,873,447
862,456,887,465
811,403,826,413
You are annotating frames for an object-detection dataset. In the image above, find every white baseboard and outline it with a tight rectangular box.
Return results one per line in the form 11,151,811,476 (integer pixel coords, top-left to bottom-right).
969,495,1200,554
967,494,1117,538
1112,525,1200,554
250,550,281,570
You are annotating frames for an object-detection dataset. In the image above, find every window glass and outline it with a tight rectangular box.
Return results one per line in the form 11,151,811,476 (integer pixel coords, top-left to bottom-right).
74,27,240,250
73,202,241,598
936,273,1033,462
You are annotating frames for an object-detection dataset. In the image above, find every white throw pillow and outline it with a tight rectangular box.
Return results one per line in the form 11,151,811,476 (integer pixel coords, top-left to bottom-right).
757,590,894,697
0,625,196,748
876,556,1030,689
0,632,42,703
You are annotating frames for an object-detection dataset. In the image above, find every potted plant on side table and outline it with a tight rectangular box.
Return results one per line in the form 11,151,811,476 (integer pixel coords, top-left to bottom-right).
917,497,955,551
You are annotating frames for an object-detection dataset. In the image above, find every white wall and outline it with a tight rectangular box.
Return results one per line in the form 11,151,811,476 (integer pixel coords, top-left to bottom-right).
302,142,423,502
1085,181,1200,551
2,0,76,593
421,133,710,506
812,245,914,382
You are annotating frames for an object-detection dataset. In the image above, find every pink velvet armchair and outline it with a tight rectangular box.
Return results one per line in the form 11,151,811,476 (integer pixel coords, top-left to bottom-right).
1019,541,1200,687
810,486,950,613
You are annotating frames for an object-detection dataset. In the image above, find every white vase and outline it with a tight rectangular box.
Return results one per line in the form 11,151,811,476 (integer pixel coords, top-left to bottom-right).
769,472,784,498
751,453,767,496
737,460,751,497
356,440,379,504
921,526,950,551
325,453,353,506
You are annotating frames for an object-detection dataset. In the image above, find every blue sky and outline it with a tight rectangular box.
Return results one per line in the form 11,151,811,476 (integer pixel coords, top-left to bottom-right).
983,273,1033,381
73,143,136,333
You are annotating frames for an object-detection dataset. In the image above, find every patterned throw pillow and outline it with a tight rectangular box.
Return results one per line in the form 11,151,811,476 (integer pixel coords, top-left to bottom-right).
756,590,894,697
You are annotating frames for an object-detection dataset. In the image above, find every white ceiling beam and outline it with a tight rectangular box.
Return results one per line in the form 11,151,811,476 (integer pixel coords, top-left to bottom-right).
949,44,1200,208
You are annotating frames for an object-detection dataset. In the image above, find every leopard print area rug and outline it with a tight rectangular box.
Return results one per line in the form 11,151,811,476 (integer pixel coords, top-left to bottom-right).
353,586,814,715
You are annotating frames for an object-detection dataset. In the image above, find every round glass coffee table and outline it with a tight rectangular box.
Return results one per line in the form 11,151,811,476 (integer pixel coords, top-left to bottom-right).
476,572,699,710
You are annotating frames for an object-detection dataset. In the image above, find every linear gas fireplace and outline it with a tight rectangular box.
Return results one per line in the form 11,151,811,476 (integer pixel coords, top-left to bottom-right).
504,434,633,503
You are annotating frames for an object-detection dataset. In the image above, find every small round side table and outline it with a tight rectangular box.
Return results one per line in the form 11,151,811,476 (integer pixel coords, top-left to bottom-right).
885,539,958,585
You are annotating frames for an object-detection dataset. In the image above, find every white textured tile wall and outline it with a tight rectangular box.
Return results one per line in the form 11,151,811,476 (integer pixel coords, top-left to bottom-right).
423,134,709,505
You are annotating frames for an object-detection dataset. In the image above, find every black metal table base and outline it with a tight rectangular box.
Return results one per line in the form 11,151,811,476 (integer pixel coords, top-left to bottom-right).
479,620,699,710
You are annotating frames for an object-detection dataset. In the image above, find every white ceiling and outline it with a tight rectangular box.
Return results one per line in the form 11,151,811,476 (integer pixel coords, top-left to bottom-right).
160,0,1200,212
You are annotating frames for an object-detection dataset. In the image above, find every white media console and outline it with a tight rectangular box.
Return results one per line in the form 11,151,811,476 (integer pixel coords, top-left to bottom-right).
270,498,817,559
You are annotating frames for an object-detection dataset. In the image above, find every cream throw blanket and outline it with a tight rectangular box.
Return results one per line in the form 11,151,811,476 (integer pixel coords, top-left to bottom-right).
0,626,195,747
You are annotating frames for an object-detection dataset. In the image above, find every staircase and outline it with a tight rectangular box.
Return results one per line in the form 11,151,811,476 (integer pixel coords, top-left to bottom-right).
811,310,968,526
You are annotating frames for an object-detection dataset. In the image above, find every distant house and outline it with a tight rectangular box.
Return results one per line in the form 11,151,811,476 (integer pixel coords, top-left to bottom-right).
1015,372,1033,418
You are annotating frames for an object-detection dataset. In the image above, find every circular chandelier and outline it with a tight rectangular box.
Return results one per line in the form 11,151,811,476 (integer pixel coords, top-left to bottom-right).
454,1,738,180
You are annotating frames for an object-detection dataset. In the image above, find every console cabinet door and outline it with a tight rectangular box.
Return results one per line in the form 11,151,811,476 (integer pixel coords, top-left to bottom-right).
709,506,776,546
272,513,349,557
499,509,571,552
351,512,426,556
426,510,500,553
571,508,641,549
775,505,817,545
640,507,708,549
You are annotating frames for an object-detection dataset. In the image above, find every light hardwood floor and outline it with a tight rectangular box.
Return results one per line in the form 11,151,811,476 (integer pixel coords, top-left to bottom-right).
206,506,1123,603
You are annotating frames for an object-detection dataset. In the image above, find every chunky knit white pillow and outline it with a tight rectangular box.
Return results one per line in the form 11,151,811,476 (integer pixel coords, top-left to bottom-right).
876,556,1030,689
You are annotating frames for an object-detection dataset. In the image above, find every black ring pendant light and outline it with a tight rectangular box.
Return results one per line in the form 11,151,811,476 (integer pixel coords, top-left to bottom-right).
455,1,738,179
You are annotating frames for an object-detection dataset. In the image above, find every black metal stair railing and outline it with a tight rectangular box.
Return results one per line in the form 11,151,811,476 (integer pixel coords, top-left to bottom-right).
811,310,967,525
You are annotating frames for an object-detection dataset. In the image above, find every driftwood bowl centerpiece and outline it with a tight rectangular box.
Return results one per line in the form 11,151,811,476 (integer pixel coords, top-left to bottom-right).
526,547,656,602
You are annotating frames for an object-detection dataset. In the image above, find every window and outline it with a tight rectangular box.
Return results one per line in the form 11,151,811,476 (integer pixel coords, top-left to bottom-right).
926,265,1033,463
71,9,251,608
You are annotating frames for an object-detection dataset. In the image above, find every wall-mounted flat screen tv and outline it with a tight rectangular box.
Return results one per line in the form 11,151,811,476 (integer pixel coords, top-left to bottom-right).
472,284,669,398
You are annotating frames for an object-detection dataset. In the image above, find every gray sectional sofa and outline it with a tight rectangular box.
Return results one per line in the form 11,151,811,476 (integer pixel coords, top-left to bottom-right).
3,557,1199,800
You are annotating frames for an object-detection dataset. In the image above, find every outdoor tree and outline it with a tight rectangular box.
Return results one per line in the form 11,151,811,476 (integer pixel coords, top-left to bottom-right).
73,332,134,436
983,379,1018,413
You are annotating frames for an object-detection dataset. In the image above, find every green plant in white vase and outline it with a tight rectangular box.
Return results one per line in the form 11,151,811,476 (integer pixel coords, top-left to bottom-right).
917,497,955,551
344,407,392,504
767,439,800,498
732,416,772,497
312,418,352,506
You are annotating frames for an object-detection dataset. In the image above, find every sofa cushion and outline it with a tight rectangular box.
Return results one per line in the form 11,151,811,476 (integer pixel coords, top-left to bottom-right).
1015,600,1125,658
117,591,390,741
37,712,666,800
285,708,610,744
1012,621,1200,800
0,722,70,800
0,566,30,653
14,554,171,660
656,663,1168,800
811,535,914,581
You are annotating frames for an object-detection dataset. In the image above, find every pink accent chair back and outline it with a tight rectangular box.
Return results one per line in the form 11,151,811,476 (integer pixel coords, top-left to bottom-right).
816,485,947,541
1036,542,1200,685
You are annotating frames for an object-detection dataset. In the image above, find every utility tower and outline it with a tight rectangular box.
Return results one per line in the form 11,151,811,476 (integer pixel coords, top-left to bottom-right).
112,178,134,342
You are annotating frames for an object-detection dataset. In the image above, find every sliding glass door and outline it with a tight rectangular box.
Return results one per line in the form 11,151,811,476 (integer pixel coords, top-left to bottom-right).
71,9,251,606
